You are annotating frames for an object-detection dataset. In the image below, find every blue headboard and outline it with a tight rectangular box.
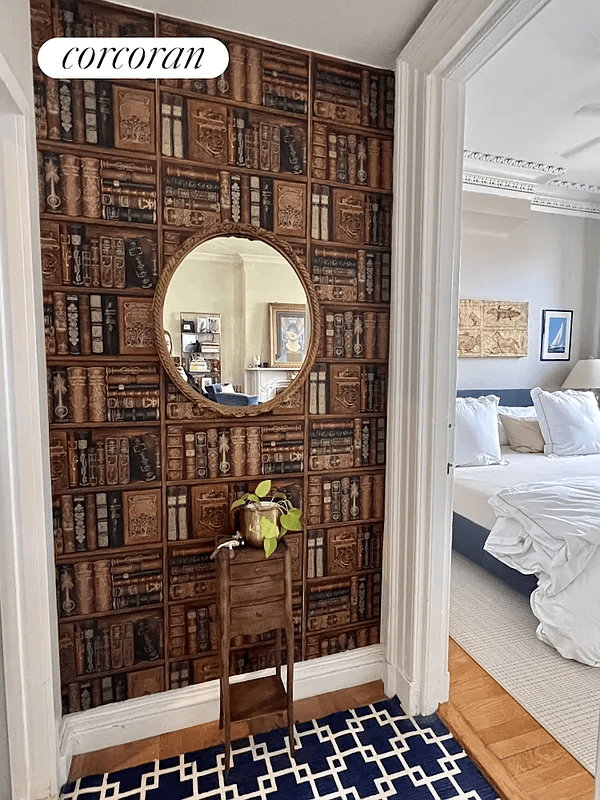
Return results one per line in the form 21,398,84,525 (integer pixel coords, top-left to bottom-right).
456,389,533,406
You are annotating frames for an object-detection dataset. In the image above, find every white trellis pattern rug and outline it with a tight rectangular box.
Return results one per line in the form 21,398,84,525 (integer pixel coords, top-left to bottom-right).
451,551,600,775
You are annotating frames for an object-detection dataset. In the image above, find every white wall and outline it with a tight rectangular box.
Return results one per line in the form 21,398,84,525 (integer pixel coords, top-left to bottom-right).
457,192,594,390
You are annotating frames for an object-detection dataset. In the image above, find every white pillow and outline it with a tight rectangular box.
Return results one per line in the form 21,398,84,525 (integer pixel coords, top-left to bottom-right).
497,405,537,446
220,383,236,394
530,387,600,456
455,395,503,467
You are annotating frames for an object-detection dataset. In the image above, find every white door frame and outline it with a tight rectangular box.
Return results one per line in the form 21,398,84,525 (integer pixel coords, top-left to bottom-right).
0,53,61,800
381,0,553,715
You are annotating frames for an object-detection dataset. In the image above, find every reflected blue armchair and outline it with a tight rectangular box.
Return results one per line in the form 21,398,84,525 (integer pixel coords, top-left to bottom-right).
205,383,259,406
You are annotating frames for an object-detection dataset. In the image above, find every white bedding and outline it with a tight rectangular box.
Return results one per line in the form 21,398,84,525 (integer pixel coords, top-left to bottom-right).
453,447,600,529
453,446,600,664
485,477,600,665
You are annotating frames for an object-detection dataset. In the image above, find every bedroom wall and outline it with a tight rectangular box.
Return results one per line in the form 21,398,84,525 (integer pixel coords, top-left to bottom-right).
457,191,595,390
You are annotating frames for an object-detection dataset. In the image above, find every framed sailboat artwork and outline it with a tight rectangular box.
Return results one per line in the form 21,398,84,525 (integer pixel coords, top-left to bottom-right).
541,309,573,361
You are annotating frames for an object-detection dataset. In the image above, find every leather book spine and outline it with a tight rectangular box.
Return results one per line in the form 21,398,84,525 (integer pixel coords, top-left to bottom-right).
91,559,112,612
81,157,102,219
37,152,46,216
96,81,114,148
110,624,124,669
246,46,262,105
45,78,61,141
73,495,87,551
172,95,185,159
87,366,107,423
67,431,79,487
206,428,219,478
59,227,72,285
33,79,48,140
71,79,85,144
240,173,250,224
74,560,94,615
83,79,98,144
363,311,376,360
322,480,332,523
122,622,134,668
373,252,382,303
85,493,97,550
57,565,77,617
65,293,80,356
50,431,69,492
89,294,104,354
341,477,351,522
113,237,126,289
69,225,84,286
376,312,389,360
161,92,173,157
67,366,88,424
307,475,322,525
107,491,124,548
77,429,91,487
101,295,119,355
59,624,77,683
230,427,246,477
52,496,64,556
324,313,334,357
184,431,195,480
367,138,381,189
95,492,108,547
381,139,393,192
60,494,76,554
312,123,327,180
347,134,358,184
40,221,62,286
59,154,82,217
78,294,92,355
105,437,119,486
249,175,261,227
229,43,246,102
360,69,370,127
43,151,62,214
166,487,177,541
357,137,368,185
100,236,114,288
246,427,261,476
344,310,354,359
372,473,385,518
52,292,69,356
118,437,130,486
58,80,74,142
177,488,189,540
52,367,69,422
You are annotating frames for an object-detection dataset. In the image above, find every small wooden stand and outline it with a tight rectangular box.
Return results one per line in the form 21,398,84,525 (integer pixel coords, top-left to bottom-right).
216,539,295,773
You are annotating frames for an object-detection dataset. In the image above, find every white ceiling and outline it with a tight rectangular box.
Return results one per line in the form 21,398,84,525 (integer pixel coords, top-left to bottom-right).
465,0,600,188
124,0,436,69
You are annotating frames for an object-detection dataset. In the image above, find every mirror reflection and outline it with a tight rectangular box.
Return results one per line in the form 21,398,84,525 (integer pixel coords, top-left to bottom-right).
162,236,310,406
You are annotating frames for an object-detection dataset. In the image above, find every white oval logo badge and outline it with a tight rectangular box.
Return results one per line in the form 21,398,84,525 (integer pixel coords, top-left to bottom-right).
38,37,229,79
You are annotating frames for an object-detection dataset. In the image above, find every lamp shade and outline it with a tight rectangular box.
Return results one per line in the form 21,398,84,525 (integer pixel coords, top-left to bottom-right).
561,358,600,389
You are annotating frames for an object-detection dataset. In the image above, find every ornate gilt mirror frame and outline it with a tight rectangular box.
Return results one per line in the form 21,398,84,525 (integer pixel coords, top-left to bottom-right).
153,221,321,418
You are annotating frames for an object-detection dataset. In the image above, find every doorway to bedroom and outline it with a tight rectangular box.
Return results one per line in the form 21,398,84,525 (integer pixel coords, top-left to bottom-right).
448,0,600,788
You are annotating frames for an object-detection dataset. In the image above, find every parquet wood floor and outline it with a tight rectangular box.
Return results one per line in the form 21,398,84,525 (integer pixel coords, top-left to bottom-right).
68,643,596,800
438,639,595,800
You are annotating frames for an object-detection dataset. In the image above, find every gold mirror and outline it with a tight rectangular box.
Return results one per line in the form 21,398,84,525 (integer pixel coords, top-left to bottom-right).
153,222,321,416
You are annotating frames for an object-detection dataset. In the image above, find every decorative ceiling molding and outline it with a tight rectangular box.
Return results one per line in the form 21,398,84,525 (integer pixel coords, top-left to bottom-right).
531,195,600,217
549,179,600,194
463,150,564,175
463,173,534,194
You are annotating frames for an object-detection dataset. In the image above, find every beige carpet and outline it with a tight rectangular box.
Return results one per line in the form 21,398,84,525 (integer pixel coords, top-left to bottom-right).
450,551,600,775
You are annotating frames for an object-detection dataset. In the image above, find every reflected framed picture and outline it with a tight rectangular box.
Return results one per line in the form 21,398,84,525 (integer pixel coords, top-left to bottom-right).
269,303,307,368
540,309,573,361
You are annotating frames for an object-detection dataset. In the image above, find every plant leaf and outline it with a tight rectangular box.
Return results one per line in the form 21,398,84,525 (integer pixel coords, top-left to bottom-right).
264,536,277,558
260,517,279,539
272,492,287,502
230,497,247,510
255,480,272,498
280,511,303,531
245,493,260,504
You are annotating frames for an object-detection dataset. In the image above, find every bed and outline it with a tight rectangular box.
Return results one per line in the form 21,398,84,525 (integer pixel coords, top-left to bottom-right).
452,388,600,665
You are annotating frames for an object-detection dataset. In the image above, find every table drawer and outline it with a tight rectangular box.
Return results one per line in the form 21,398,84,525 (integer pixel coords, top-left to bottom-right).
230,577,285,607
229,557,283,583
229,600,286,637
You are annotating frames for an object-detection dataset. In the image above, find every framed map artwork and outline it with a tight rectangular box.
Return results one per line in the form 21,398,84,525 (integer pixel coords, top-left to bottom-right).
458,300,529,358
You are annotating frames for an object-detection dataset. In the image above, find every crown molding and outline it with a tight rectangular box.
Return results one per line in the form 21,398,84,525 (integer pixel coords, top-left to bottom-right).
463,149,600,217
463,150,564,175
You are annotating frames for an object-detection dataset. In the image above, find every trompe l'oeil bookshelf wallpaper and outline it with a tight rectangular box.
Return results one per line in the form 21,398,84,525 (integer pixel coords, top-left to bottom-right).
31,0,393,715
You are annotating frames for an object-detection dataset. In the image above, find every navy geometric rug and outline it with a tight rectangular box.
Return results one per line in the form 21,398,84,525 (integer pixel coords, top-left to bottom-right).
60,697,498,799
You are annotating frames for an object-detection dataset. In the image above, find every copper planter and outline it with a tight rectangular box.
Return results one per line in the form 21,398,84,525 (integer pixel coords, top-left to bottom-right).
239,502,282,549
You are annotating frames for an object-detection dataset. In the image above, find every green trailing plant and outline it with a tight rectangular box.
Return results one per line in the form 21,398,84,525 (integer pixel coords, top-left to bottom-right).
230,479,303,558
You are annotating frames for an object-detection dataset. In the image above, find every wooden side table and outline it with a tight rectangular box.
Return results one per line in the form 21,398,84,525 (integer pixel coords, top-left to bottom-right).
216,539,295,773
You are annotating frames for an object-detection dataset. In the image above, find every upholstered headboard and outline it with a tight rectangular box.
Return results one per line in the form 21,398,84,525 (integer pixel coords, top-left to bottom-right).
456,389,533,407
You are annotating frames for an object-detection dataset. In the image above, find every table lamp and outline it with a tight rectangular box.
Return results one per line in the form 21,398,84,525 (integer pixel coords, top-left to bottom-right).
562,357,600,403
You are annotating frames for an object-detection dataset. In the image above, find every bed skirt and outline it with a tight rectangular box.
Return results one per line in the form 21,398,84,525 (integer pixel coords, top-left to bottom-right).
452,512,537,597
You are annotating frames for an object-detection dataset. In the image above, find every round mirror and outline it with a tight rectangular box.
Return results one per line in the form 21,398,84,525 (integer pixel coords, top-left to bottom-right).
154,223,320,416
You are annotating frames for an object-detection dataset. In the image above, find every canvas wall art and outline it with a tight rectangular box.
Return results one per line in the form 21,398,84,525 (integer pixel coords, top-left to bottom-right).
459,299,529,358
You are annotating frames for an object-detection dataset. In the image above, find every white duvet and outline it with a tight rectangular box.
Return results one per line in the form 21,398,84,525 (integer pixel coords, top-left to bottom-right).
484,476,600,665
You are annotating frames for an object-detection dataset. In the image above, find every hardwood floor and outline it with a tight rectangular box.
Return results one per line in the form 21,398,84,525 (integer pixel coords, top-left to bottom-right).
68,645,596,800
68,680,388,781
438,639,595,800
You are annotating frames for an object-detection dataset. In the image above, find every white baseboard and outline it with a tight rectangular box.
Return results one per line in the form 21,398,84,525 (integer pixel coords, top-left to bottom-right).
58,644,385,787
383,663,420,717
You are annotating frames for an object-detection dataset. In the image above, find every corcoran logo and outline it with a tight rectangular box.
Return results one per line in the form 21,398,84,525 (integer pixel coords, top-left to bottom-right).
38,37,229,79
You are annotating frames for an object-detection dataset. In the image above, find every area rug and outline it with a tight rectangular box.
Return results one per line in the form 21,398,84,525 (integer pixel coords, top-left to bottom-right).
451,551,600,775
60,697,498,799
